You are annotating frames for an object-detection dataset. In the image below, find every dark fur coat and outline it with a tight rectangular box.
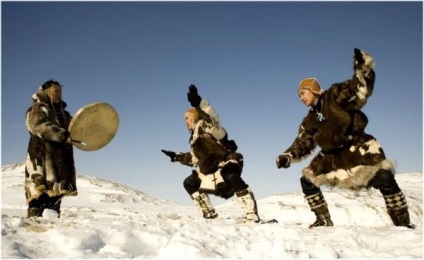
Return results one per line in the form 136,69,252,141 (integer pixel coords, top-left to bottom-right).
174,99,241,174
283,51,395,189
174,99,243,198
25,88,77,204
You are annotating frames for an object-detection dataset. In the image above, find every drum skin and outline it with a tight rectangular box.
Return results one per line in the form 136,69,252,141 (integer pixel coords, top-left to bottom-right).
68,102,119,151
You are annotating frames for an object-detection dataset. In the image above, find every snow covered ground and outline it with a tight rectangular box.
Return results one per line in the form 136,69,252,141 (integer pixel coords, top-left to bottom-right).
1,163,422,259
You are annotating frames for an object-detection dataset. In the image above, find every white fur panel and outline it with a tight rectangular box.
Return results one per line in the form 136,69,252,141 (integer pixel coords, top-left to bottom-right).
199,99,220,122
363,52,375,69
190,151,199,166
302,159,396,189
359,139,381,155
199,170,224,191
25,154,41,176
357,85,368,100
298,125,305,138
197,159,237,191
325,168,353,181
41,106,49,116
25,115,31,132
354,51,374,87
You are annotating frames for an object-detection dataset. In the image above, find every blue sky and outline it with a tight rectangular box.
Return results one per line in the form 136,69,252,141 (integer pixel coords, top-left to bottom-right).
2,1,422,205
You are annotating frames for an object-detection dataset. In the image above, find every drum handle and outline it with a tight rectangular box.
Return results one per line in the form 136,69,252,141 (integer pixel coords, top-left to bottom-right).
71,139,88,146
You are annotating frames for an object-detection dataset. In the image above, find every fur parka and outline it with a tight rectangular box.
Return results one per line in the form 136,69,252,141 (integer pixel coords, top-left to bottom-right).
283,50,395,189
174,99,243,198
174,99,242,175
25,88,77,204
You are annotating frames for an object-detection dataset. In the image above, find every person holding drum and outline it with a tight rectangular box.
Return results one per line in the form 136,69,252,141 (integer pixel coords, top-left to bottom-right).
24,79,77,218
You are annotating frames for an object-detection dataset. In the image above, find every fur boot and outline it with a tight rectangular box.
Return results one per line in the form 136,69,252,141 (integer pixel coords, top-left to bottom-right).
235,187,260,223
27,207,43,218
384,192,414,229
305,192,334,228
191,191,218,219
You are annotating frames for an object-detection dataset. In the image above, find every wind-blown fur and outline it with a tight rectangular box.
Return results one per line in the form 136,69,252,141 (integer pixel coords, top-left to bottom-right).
25,87,77,204
283,50,393,189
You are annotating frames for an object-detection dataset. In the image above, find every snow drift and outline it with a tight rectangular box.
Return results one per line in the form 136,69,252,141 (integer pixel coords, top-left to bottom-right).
1,163,422,258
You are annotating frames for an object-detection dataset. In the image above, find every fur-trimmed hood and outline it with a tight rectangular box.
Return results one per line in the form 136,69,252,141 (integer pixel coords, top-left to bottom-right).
31,87,68,109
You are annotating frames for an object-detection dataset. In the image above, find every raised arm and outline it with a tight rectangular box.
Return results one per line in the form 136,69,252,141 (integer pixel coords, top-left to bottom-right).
333,48,376,110
187,84,227,141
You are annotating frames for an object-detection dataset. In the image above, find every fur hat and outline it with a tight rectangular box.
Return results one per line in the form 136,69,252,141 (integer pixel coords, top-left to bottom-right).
298,78,323,95
185,107,199,123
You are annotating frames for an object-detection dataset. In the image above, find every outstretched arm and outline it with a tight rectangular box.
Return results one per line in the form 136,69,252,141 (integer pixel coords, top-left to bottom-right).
161,149,195,167
276,116,316,169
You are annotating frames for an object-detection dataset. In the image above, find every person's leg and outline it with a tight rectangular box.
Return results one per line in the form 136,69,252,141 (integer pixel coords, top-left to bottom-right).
47,195,63,218
183,171,201,195
221,163,259,222
234,187,260,222
27,193,49,218
184,171,217,219
220,160,249,193
369,169,414,228
191,191,218,219
301,176,333,228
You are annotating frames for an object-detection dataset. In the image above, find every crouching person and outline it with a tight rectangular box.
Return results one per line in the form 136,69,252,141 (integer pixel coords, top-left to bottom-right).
162,85,260,223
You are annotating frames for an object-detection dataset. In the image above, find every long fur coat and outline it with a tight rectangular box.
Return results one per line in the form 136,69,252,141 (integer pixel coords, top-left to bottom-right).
24,88,78,204
283,50,395,189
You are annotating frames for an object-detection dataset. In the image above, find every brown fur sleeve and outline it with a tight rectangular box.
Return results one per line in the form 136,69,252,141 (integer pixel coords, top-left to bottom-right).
175,152,194,167
284,114,317,162
333,50,376,110
26,103,68,143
